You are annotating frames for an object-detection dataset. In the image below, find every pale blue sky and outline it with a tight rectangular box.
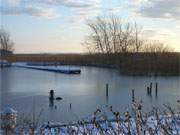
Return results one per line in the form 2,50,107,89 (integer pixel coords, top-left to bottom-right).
1,0,180,53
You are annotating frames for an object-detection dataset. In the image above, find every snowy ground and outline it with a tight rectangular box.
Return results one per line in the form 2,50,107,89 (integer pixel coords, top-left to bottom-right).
7,114,180,135
1,102,180,135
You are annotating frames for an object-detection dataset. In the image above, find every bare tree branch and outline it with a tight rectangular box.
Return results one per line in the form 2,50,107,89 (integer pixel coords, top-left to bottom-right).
0,29,14,52
84,14,174,54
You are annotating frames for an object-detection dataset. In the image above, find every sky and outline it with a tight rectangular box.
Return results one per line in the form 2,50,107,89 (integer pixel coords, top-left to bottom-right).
0,0,180,53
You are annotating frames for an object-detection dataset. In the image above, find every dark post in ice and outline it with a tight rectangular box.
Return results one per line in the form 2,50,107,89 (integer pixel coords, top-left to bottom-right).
155,82,158,97
49,90,54,100
106,83,109,98
150,82,152,95
132,89,135,102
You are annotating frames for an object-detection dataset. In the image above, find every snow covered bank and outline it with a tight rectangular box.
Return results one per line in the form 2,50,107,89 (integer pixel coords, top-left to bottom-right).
2,102,180,135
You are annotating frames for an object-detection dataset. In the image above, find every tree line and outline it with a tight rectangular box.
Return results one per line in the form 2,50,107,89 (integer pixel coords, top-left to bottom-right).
84,14,174,54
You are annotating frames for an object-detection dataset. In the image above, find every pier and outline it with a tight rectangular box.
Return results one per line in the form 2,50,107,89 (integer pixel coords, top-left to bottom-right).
0,60,11,67
13,63,81,74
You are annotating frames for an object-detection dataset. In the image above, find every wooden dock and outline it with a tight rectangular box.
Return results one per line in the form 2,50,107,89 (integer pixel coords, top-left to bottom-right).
13,63,81,74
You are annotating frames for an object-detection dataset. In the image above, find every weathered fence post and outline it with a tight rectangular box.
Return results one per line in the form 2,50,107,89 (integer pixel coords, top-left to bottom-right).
147,87,150,95
155,82,158,96
150,82,152,95
132,89,135,102
49,90,54,100
106,83,109,98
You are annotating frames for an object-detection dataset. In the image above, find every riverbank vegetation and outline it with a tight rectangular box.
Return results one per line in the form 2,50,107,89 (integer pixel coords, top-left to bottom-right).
3,52,180,76
3,101,180,134
82,14,179,76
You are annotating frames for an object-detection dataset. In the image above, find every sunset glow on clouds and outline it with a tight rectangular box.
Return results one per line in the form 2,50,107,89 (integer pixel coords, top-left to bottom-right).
1,0,180,53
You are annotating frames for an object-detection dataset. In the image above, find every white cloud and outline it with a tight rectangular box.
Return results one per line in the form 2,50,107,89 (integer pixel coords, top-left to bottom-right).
141,28,176,47
2,0,102,20
20,0,101,8
137,0,180,20
176,25,180,29
142,29,157,38
39,0,102,18
7,0,20,6
1,6,57,19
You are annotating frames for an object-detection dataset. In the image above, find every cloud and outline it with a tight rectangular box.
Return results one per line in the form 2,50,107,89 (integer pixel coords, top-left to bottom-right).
44,0,102,22
137,0,180,20
142,28,174,43
7,0,20,6
176,25,180,29
2,0,102,20
1,6,57,18
142,29,157,38
20,0,101,8
53,0,100,7
37,0,102,17
44,0,100,8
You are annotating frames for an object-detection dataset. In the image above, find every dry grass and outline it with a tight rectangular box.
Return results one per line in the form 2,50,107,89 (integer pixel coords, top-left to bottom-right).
3,52,180,76
4,101,180,134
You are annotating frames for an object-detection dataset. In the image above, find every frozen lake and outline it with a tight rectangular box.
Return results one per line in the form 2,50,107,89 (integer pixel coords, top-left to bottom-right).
1,66,180,124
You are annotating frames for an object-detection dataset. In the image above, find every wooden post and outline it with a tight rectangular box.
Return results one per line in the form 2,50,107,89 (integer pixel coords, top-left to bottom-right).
150,83,152,95
155,82,158,96
147,87,150,95
132,89,135,102
49,90,54,100
106,83,109,98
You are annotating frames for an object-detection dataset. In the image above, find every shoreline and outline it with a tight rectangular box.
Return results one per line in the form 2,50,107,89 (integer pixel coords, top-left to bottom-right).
1,102,180,134
2,52,180,76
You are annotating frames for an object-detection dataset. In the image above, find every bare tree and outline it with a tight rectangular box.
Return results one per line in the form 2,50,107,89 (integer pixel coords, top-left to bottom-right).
0,29,14,52
133,22,143,52
121,22,133,52
84,14,144,54
84,14,174,54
